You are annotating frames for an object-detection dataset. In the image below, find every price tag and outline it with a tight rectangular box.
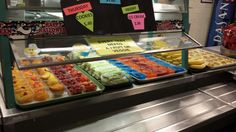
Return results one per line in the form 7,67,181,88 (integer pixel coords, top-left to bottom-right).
76,11,94,32
100,0,121,5
128,13,146,30
87,36,144,55
122,4,139,14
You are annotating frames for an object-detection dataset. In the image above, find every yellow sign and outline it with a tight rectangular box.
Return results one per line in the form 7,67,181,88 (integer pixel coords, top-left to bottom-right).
86,36,143,56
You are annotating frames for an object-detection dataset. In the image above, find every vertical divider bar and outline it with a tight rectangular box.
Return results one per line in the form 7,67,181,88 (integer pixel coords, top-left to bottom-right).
0,0,16,108
182,0,189,69
182,49,188,69
0,37,16,108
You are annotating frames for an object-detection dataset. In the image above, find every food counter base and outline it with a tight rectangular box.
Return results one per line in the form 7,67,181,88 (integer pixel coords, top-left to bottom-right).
0,46,236,131
3,80,236,132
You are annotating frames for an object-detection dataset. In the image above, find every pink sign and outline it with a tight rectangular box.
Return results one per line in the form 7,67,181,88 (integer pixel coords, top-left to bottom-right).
128,13,146,30
63,2,92,16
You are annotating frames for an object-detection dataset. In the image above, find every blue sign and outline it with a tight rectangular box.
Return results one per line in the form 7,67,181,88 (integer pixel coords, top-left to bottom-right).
100,0,121,5
206,0,236,47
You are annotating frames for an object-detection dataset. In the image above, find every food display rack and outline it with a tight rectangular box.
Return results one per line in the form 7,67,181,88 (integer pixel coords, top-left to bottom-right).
1,0,236,131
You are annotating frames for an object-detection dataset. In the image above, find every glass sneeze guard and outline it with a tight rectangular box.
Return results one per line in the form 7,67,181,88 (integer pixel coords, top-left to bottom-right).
10,31,202,70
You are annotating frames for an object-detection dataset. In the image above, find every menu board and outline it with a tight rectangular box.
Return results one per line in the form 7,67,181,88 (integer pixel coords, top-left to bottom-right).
86,36,144,55
61,0,156,35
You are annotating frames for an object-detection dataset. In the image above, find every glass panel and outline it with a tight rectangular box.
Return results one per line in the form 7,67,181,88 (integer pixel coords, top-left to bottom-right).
10,31,202,70
6,0,61,10
155,0,186,12
7,10,63,21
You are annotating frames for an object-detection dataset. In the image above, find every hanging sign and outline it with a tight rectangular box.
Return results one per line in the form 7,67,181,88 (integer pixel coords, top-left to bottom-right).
76,11,94,32
121,4,139,14
61,0,156,35
128,13,146,30
206,0,236,46
86,36,144,55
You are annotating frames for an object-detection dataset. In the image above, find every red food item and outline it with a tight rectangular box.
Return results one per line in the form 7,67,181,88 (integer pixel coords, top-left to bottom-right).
57,75,70,80
84,83,97,92
80,76,89,82
68,85,83,95
116,55,175,78
223,24,236,50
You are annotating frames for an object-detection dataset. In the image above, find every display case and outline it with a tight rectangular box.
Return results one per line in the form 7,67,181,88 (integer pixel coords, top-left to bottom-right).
1,0,236,131
0,0,196,109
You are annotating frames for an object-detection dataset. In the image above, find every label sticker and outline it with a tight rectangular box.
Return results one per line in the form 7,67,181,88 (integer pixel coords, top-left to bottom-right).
63,2,92,16
87,36,143,56
122,4,139,14
100,0,121,4
76,11,94,32
128,13,146,30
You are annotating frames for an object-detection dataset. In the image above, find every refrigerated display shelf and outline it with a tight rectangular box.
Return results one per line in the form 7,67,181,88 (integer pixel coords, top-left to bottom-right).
2,78,236,132
0,67,235,129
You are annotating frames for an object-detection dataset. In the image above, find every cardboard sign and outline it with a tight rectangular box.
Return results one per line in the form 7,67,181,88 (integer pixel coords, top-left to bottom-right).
100,0,121,5
86,36,144,55
76,11,94,32
122,4,139,14
63,2,92,16
128,13,146,30
61,0,156,35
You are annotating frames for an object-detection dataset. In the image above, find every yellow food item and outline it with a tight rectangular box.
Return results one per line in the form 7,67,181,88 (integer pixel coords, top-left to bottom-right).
34,89,49,101
41,72,51,80
47,75,59,86
14,86,31,94
37,67,49,75
188,59,205,65
15,90,34,104
50,83,65,91
189,63,206,69
50,83,65,96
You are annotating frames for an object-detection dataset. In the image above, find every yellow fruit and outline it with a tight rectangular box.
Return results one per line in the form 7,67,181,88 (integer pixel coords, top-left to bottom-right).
41,72,51,80
47,75,59,86
190,63,206,69
37,67,49,75
188,59,205,65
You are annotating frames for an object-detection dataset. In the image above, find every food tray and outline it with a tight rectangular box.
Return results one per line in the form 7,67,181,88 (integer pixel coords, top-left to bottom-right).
194,49,236,70
76,65,133,89
15,66,105,109
109,55,187,83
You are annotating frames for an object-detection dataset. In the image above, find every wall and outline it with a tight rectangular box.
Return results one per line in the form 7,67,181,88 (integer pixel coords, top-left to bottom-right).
189,1,213,46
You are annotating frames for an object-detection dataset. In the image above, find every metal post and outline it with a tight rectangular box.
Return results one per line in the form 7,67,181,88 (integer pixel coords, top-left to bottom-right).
181,49,188,69
182,0,189,69
183,0,189,33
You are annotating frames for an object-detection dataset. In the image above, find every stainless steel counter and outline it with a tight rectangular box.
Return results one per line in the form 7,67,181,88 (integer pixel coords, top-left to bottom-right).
65,90,233,132
199,82,236,108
